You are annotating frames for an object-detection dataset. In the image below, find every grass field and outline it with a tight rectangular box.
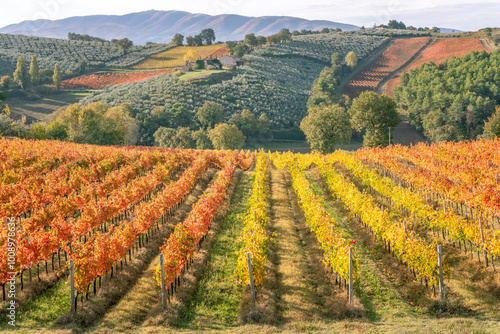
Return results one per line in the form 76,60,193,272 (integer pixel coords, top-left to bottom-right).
4,90,94,123
132,45,230,69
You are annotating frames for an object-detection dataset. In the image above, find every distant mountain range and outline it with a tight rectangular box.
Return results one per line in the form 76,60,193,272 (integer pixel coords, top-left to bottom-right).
0,10,359,45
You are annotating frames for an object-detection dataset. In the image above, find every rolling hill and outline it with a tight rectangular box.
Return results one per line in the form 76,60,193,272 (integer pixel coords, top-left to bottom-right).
0,10,358,45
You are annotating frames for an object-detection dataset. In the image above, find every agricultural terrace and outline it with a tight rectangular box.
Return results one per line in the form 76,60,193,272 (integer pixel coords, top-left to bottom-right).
60,70,175,89
344,37,430,99
386,38,489,95
0,33,171,75
268,32,388,63
132,45,230,69
1,138,499,333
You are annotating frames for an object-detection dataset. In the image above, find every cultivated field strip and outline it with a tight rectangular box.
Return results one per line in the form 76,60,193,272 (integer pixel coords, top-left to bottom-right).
344,37,430,99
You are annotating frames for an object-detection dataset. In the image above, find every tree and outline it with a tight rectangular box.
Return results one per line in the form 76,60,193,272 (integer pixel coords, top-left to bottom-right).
53,63,62,91
331,52,343,65
196,102,225,129
154,127,176,147
154,127,195,148
166,103,193,128
29,56,40,87
192,129,213,149
229,109,258,137
226,41,237,49
256,35,267,45
348,91,400,147
193,34,203,46
321,28,330,34
40,69,53,83
80,61,87,74
266,34,280,44
172,33,184,46
245,33,258,46
1,76,13,89
0,114,15,136
300,103,351,153
46,121,68,140
201,28,216,45
115,38,133,54
258,113,270,132
173,127,196,148
25,122,49,140
0,92,7,115
208,123,245,149
13,56,30,89
388,20,406,30
307,66,342,108
345,51,358,69
105,103,140,145
57,102,129,145
186,36,195,46
231,44,248,57
278,28,292,42
484,27,493,38
483,106,500,139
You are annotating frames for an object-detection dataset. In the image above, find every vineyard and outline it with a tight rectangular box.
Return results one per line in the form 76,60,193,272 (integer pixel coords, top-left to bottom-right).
344,37,430,99
59,70,175,89
0,33,172,75
132,45,230,69
1,137,499,332
386,37,489,95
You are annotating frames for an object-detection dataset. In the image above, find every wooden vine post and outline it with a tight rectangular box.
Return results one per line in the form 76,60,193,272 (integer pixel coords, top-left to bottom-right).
479,218,488,267
437,245,445,302
247,252,256,309
160,254,167,310
70,259,75,313
349,247,353,305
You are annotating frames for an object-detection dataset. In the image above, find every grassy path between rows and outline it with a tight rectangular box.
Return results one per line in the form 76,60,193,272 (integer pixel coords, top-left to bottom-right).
175,171,252,329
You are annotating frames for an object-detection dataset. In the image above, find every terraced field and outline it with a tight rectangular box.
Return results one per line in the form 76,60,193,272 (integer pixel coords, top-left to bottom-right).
132,45,229,69
386,38,489,95
344,37,430,99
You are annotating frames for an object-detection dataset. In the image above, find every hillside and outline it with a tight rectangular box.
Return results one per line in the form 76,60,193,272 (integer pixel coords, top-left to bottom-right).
386,37,490,96
81,32,387,145
0,33,171,76
0,10,358,45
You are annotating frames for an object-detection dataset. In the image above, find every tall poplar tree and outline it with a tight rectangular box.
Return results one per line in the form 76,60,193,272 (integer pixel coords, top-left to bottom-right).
13,56,29,89
29,55,40,86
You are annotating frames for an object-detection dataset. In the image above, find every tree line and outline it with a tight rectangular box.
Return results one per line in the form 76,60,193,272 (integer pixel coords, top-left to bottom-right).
394,49,500,142
300,50,401,152
149,101,270,150
68,32,108,43
171,29,216,47
1,56,63,91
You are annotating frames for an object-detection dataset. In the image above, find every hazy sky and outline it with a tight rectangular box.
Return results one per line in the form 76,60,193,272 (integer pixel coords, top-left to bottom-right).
1,0,499,31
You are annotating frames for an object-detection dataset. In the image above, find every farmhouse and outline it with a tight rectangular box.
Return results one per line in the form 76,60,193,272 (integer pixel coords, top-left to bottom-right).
219,55,240,68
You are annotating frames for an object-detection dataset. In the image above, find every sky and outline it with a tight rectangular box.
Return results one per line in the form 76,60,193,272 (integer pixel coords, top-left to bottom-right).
1,0,499,31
